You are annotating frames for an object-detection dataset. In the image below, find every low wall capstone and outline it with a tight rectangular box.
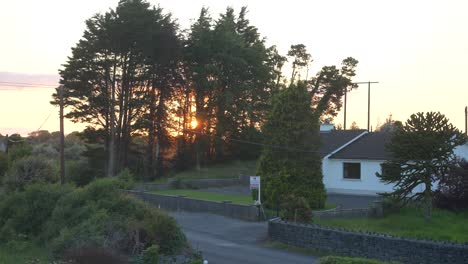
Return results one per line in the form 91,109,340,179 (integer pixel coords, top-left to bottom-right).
125,190,260,221
135,175,250,191
268,218,468,264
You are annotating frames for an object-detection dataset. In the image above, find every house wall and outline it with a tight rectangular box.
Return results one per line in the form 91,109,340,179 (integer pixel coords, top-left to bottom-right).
322,158,394,196
454,143,468,160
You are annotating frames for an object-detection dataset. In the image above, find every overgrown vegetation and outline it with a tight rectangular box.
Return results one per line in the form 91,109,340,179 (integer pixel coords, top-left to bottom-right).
315,207,468,242
434,158,468,211
0,179,189,262
257,82,326,210
0,241,50,264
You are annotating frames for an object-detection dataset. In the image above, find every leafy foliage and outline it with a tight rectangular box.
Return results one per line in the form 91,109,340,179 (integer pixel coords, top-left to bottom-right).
257,82,326,209
0,178,187,261
4,156,58,191
377,112,466,219
0,152,8,180
280,195,313,223
0,183,71,241
434,158,468,211
43,178,186,256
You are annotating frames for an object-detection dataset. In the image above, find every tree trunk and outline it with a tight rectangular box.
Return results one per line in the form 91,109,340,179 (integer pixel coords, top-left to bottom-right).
424,179,432,221
146,79,157,180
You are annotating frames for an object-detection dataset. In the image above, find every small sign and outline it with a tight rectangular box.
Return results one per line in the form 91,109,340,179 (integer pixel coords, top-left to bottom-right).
250,176,260,190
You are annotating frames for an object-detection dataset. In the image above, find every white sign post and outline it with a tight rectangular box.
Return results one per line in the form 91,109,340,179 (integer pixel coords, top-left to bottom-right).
250,176,261,205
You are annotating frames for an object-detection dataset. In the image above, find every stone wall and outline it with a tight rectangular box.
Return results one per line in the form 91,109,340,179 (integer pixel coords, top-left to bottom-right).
126,190,260,221
135,175,250,192
268,218,468,264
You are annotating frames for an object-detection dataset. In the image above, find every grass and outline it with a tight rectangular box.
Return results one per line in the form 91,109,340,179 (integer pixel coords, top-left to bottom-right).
171,160,257,180
0,241,50,264
315,207,468,242
318,256,399,264
154,189,336,210
154,189,255,205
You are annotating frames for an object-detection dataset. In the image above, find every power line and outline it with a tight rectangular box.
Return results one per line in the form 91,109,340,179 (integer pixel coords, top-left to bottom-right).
0,81,58,87
37,106,59,131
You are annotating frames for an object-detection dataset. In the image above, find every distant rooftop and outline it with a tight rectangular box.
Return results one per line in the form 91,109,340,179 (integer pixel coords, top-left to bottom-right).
329,132,392,160
319,129,367,158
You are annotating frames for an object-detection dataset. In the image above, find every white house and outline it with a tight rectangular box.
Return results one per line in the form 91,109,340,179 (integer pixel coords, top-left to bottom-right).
318,126,468,196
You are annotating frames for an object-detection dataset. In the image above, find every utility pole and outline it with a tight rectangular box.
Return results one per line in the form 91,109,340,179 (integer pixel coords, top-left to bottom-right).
465,106,467,136
350,81,379,131
59,85,65,185
344,87,347,130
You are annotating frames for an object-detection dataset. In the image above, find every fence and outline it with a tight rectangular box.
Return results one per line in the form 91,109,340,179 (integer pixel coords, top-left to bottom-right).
126,190,261,221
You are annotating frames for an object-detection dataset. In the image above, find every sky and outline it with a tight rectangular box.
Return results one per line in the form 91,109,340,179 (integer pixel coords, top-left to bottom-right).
0,0,467,135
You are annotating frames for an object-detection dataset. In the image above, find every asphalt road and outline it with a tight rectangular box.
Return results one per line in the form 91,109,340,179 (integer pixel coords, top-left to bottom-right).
170,211,317,264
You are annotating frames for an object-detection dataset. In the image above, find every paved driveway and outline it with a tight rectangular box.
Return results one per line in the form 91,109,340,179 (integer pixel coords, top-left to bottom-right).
170,211,317,264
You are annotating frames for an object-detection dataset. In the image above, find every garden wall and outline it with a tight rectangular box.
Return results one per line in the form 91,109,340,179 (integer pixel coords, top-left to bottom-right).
135,175,250,191
268,218,468,264
126,190,260,221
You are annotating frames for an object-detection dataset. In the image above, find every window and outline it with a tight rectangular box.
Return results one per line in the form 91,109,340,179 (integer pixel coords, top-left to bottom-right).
343,162,361,180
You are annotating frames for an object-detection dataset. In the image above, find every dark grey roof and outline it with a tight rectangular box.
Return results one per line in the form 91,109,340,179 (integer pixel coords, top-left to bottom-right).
319,129,367,158
329,132,392,160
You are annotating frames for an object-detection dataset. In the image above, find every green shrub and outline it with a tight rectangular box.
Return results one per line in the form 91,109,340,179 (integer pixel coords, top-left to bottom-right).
3,156,58,191
116,168,136,190
66,159,93,187
141,245,159,264
170,178,184,189
63,246,128,264
44,178,186,256
8,143,33,163
381,196,402,216
0,183,71,241
318,256,398,264
280,194,313,222
0,152,8,181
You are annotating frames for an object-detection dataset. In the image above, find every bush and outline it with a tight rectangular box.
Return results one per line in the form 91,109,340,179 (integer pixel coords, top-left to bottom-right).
318,256,398,264
0,183,71,241
141,245,159,264
434,159,468,211
280,194,313,223
44,178,187,256
3,156,58,191
116,168,136,190
67,159,93,187
380,196,402,216
63,246,128,264
0,152,8,180
8,143,33,163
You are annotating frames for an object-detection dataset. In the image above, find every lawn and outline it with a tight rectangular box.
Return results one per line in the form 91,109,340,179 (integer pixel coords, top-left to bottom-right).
171,160,257,180
0,241,50,264
315,207,468,242
154,189,336,210
154,189,255,205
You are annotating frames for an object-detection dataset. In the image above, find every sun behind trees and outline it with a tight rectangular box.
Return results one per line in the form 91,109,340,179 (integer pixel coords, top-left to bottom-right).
52,0,359,184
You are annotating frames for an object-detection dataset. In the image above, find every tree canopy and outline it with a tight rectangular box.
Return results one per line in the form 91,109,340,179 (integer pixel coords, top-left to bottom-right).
377,112,466,219
53,0,359,181
257,82,326,209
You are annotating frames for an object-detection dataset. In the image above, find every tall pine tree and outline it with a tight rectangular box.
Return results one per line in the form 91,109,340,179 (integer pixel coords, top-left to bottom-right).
257,82,326,209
